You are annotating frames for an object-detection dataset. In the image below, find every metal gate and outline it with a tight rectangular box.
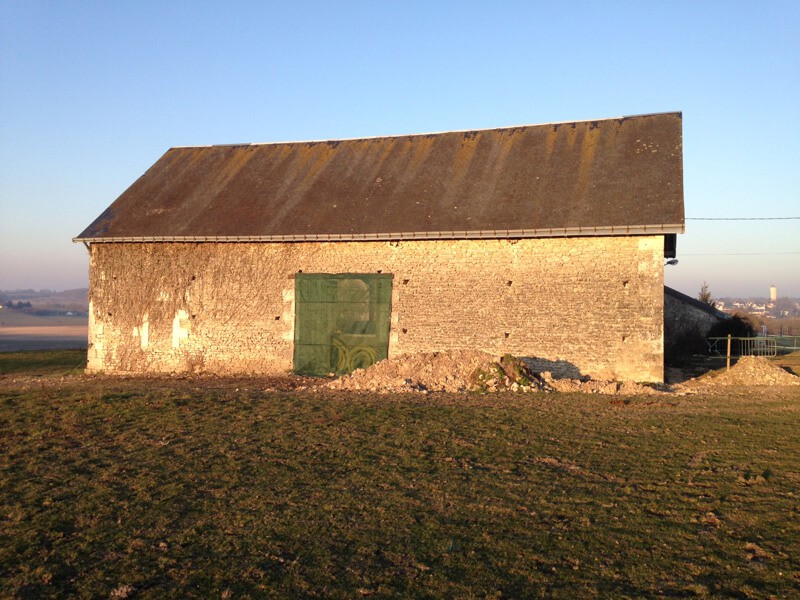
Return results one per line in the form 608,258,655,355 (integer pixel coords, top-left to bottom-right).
293,273,393,376
707,337,777,357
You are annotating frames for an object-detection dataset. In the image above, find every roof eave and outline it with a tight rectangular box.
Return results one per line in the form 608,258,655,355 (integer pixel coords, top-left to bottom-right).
73,223,685,244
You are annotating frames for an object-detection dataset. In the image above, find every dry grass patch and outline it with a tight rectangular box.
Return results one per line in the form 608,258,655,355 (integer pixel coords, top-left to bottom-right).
1,352,799,598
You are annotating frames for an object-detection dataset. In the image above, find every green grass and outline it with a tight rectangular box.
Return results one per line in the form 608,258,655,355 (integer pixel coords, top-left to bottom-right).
0,349,86,376
1,369,799,597
772,351,800,376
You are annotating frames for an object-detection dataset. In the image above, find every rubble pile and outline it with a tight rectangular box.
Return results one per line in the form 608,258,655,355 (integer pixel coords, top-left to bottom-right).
326,350,501,393
539,373,663,395
683,355,800,388
327,351,662,395
327,351,555,393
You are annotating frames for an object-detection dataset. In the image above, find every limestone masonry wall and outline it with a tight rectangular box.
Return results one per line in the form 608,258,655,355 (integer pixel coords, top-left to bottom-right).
664,292,725,357
87,236,665,381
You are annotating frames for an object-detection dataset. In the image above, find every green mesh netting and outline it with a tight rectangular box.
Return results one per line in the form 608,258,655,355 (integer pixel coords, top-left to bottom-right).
293,273,393,376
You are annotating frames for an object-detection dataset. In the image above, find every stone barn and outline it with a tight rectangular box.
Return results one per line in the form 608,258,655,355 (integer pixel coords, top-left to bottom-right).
74,112,684,382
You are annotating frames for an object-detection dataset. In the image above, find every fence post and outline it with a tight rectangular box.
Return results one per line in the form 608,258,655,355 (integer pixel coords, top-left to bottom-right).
726,334,731,371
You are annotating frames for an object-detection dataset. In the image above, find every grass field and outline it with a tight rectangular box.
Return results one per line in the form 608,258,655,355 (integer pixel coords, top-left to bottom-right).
0,349,87,375
774,351,800,376
1,352,799,598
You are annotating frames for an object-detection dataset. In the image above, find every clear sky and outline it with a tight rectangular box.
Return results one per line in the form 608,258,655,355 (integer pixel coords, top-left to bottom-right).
1,1,798,298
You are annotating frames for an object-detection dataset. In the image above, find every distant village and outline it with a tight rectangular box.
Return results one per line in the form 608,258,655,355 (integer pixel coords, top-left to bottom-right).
711,286,800,338
715,285,800,319
716,299,799,319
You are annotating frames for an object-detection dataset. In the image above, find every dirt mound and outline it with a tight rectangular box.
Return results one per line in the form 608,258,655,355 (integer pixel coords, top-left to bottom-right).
327,352,662,395
327,351,549,393
683,356,800,388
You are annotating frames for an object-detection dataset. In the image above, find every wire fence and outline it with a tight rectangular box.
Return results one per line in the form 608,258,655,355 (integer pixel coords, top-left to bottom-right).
707,336,800,358
767,335,800,353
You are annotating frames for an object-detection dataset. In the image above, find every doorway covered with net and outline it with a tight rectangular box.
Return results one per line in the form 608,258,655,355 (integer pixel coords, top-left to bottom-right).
293,273,393,376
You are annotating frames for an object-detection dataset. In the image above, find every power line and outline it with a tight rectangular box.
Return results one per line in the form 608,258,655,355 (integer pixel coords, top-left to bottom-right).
686,217,800,221
681,252,800,256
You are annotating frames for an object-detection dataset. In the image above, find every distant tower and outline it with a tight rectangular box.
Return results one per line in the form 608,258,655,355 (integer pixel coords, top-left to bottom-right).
770,285,777,302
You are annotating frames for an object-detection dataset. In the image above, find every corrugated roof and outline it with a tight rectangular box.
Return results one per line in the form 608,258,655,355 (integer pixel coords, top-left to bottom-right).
75,112,684,242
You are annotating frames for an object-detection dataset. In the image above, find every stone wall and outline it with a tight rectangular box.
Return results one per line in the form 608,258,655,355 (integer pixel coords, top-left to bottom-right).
664,288,727,358
86,235,665,381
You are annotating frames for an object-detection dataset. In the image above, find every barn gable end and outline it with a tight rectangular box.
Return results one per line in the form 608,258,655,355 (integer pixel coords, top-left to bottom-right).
76,113,684,382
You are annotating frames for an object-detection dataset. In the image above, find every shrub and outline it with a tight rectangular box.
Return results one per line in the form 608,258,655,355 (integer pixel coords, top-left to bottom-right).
708,314,756,339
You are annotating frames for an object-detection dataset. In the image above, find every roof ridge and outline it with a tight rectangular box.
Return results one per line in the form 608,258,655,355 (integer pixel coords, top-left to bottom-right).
170,111,683,150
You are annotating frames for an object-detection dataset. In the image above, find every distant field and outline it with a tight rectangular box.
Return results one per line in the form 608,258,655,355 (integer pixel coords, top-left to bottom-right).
0,332,87,352
0,313,88,352
1,351,799,598
0,311,87,328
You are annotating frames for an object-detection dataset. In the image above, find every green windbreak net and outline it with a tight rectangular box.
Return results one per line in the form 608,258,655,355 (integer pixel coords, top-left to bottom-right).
294,273,393,376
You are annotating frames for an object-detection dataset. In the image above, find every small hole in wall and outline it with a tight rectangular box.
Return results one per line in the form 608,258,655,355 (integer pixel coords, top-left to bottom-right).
403,279,409,285
402,328,408,334
504,332,510,339
191,275,196,281
622,280,629,288
377,269,382,273
507,280,512,286
191,314,196,319
622,335,627,342
107,312,112,317
298,269,303,273
275,316,281,320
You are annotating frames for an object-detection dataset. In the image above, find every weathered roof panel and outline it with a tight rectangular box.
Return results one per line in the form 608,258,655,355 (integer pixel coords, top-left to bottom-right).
76,112,684,241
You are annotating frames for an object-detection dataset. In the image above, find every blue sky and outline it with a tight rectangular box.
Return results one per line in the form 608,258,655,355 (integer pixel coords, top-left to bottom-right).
1,1,798,297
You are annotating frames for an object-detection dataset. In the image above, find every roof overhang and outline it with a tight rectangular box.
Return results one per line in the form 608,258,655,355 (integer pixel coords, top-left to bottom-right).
73,223,684,244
